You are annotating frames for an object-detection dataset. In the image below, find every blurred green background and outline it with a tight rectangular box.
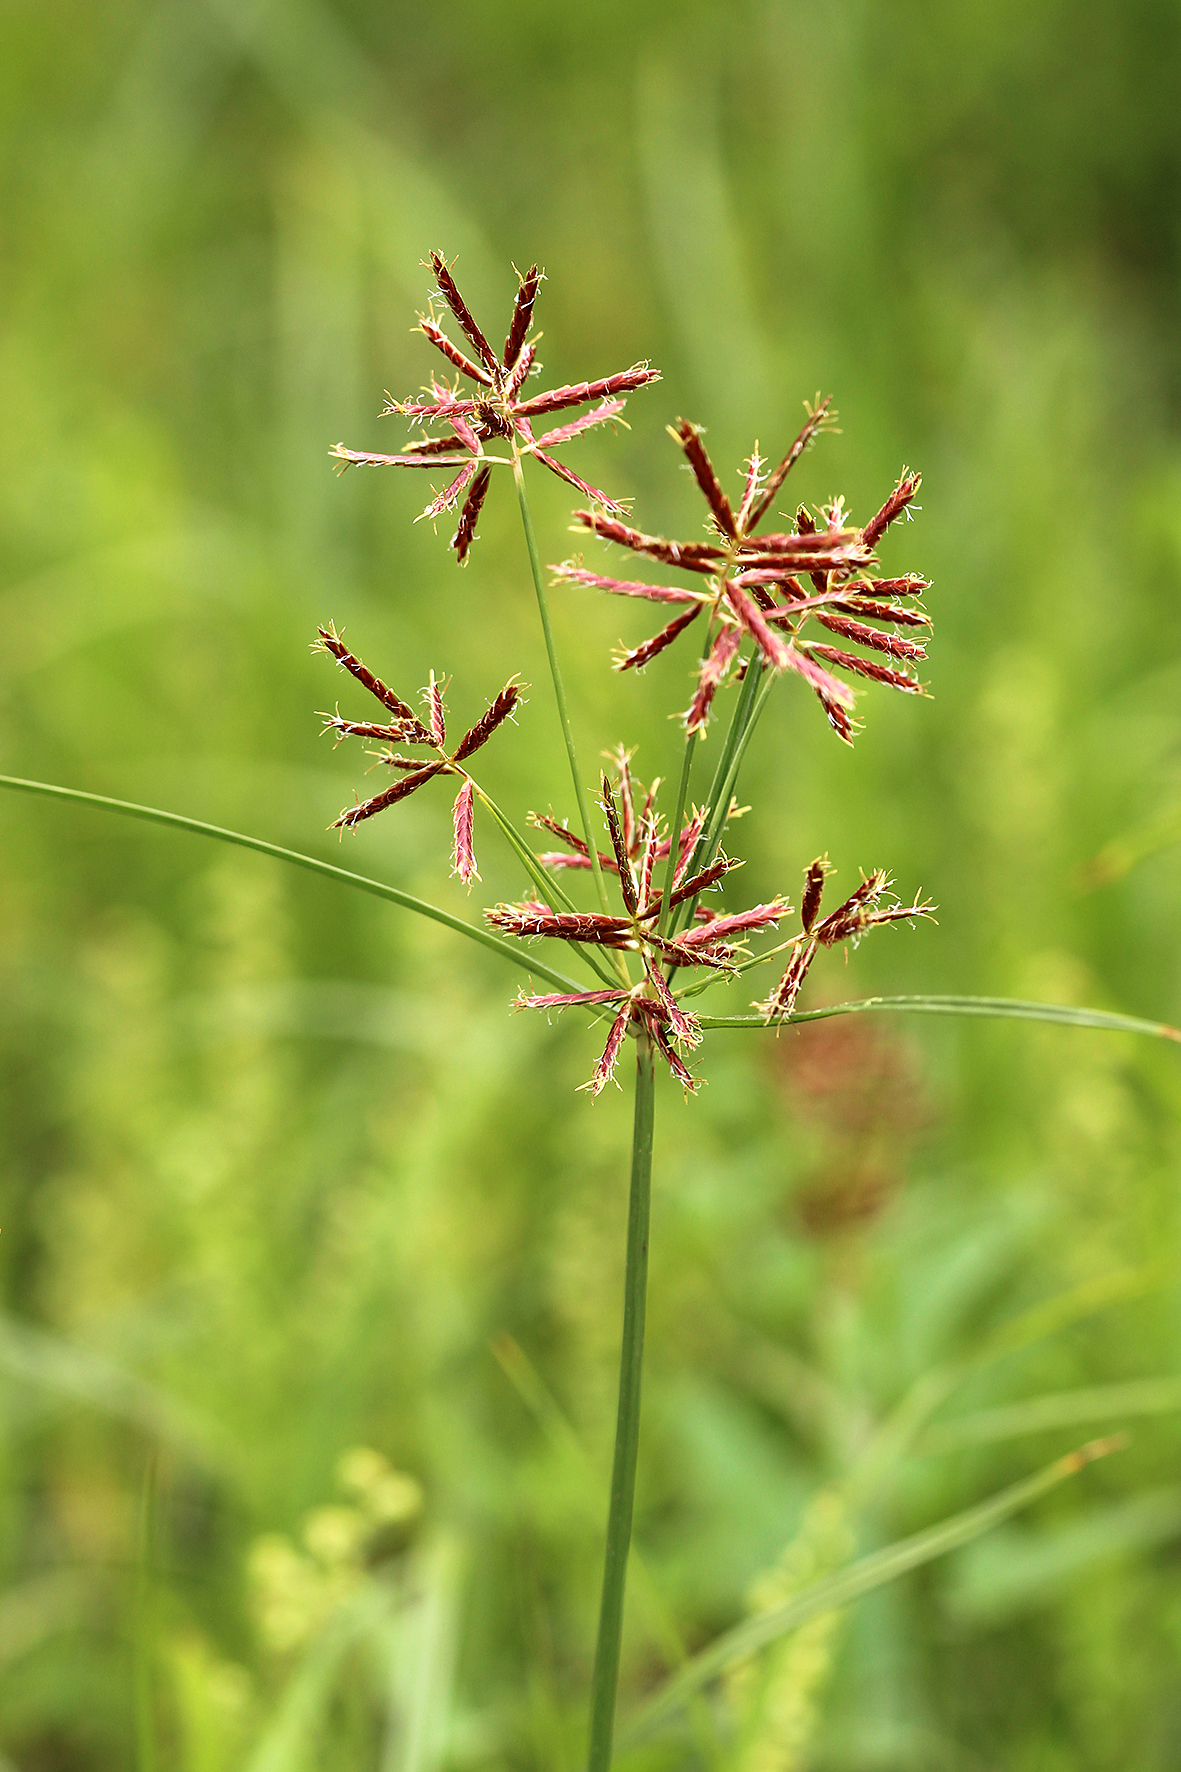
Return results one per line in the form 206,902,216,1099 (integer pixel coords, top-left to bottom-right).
3,1,1181,1766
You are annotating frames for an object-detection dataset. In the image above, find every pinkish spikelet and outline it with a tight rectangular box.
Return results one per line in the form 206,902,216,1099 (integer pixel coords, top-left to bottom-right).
647,1017,700,1093
830,595,931,628
450,779,478,884
637,815,659,915
579,1003,632,1096
331,444,472,472
677,899,790,946
614,747,638,853
315,625,434,740
673,810,707,888
748,397,836,528
516,364,659,418
534,401,626,449
425,673,447,746
685,625,742,733
643,959,703,1049
529,447,626,512
551,565,702,605
572,511,724,573
417,458,480,523
505,339,537,399
515,988,628,1013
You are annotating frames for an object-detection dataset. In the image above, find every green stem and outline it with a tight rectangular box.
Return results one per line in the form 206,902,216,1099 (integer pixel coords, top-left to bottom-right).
587,1032,656,1772
669,654,763,938
511,455,616,928
0,775,586,996
134,1451,159,1772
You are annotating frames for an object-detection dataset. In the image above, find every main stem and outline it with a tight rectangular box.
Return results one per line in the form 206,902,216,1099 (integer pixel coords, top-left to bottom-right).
511,452,617,928
587,1033,656,1771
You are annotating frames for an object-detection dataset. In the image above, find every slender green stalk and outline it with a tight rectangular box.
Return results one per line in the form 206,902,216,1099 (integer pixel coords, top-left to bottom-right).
587,1032,656,1772
511,454,617,931
0,775,586,996
134,1451,159,1772
695,994,1181,1040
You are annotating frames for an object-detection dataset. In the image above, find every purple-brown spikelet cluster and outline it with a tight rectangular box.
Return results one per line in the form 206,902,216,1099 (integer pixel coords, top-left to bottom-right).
757,860,935,1023
331,252,660,562
313,623,521,884
552,404,929,741
496,756,790,1093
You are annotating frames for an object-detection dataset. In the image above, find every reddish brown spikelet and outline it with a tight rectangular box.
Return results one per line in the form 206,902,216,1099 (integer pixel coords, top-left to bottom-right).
503,263,541,369
451,680,523,762
643,959,702,1049
832,594,931,629
813,612,927,661
529,449,626,513
814,870,889,945
637,815,660,914
486,903,632,944
781,645,856,708
573,511,723,572
505,340,537,399
808,644,923,693
685,625,743,733
801,856,829,933
332,762,446,830
601,773,638,913
450,779,477,884
417,317,493,387
863,471,921,550
315,625,433,740
614,746,637,853
673,810,707,887
673,420,736,539
579,1003,632,1097
748,397,835,527
647,1017,700,1093
451,464,492,563
425,673,447,746
758,936,818,1023
616,604,703,673
666,854,733,910
429,251,499,374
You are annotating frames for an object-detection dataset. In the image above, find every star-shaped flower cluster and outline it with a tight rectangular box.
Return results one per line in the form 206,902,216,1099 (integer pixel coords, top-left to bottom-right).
313,623,521,882
552,403,929,740
490,759,789,1094
331,252,660,562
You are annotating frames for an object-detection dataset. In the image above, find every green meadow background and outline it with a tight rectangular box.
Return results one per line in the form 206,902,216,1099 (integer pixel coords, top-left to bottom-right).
2,1,1181,1766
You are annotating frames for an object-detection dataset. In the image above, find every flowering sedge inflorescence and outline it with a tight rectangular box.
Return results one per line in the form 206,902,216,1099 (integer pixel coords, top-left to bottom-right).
551,403,929,740
313,622,522,884
321,253,937,1092
331,251,659,562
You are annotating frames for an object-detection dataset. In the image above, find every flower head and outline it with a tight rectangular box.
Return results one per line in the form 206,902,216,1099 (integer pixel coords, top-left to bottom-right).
756,858,936,1022
331,252,660,562
552,402,929,740
313,623,522,883
492,756,790,1093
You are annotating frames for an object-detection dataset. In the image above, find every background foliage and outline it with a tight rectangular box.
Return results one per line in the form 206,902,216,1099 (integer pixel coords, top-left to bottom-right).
2,1,1181,1766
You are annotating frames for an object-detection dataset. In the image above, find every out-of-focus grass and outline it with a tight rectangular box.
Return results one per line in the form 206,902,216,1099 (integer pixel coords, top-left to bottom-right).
2,1,1181,1766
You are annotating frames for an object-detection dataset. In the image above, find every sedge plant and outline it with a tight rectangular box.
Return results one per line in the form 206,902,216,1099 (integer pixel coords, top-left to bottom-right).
3,249,1179,1767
